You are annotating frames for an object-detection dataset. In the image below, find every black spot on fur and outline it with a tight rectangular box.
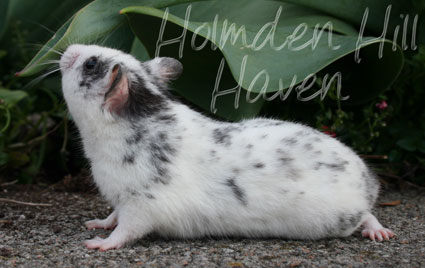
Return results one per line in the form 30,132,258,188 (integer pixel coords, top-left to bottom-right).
126,126,146,145
314,161,348,172
312,137,322,142
150,141,176,163
79,81,91,89
282,137,298,146
144,64,152,76
295,130,309,136
149,140,176,185
158,132,167,141
226,178,247,206
124,74,171,119
304,143,313,151
246,144,253,149
143,64,165,90
338,212,363,232
299,191,305,195
276,149,294,164
213,127,239,146
213,128,230,145
254,163,265,169
210,150,217,156
279,157,294,164
286,168,300,180
156,113,176,124
232,168,240,174
127,188,139,197
123,153,135,164
152,176,170,185
145,193,155,199
260,134,268,139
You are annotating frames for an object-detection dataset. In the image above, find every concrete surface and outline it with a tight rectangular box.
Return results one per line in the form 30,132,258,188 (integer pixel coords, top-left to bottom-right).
0,185,424,267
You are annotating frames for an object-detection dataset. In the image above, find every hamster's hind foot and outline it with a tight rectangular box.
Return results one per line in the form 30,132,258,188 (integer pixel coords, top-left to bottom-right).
85,236,124,251
361,212,395,241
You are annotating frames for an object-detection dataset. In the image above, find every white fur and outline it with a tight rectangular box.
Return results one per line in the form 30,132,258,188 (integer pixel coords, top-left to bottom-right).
60,44,394,250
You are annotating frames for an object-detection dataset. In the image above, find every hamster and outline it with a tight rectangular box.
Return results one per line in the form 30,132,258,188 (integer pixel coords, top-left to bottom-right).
59,44,394,250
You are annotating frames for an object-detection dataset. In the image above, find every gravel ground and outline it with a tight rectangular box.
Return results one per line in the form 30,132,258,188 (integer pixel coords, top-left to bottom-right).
0,185,424,267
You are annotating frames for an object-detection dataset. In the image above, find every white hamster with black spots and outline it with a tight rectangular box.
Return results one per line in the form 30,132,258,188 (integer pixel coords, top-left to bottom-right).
60,44,394,250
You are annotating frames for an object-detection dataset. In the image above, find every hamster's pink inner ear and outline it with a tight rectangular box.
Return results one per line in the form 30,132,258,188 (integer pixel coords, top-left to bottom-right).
104,64,129,115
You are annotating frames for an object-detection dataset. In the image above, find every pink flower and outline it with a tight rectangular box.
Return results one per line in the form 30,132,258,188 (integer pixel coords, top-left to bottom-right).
321,126,336,138
376,100,388,110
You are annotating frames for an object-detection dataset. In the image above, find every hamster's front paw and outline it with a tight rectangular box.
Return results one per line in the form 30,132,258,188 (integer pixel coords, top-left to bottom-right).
85,219,117,230
85,211,117,230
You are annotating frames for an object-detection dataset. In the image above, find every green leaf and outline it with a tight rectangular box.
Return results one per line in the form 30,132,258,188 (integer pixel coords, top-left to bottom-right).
130,37,151,61
22,0,405,120
122,0,403,116
396,129,425,153
17,0,200,76
397,138,417,152
0,88,28,108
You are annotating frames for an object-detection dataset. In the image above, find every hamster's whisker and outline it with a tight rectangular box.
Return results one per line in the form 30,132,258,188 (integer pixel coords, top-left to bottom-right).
33,60,61,67
29,21,56,36
48,49,64,56
25,68,62,89
26,43,65,56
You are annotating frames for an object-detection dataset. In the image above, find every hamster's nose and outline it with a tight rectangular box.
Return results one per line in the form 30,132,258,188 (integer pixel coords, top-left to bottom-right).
60,44,89,72
60,51,80,71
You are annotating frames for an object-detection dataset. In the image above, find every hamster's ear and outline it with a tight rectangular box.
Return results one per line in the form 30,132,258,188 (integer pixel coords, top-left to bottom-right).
145,57,183,82
104,64,129,115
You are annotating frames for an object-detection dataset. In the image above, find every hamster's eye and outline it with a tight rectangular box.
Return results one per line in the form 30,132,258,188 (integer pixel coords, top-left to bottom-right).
84,57,98,70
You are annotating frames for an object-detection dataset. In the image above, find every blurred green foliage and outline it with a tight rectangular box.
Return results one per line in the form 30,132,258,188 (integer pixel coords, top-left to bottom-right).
0,0,424,184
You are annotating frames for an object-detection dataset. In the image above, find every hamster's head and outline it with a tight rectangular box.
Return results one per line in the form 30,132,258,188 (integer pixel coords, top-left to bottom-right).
60,44,182,123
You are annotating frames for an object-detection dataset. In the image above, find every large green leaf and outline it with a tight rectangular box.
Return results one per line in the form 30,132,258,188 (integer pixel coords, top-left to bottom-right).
21,0,405,120
121,0,403,112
